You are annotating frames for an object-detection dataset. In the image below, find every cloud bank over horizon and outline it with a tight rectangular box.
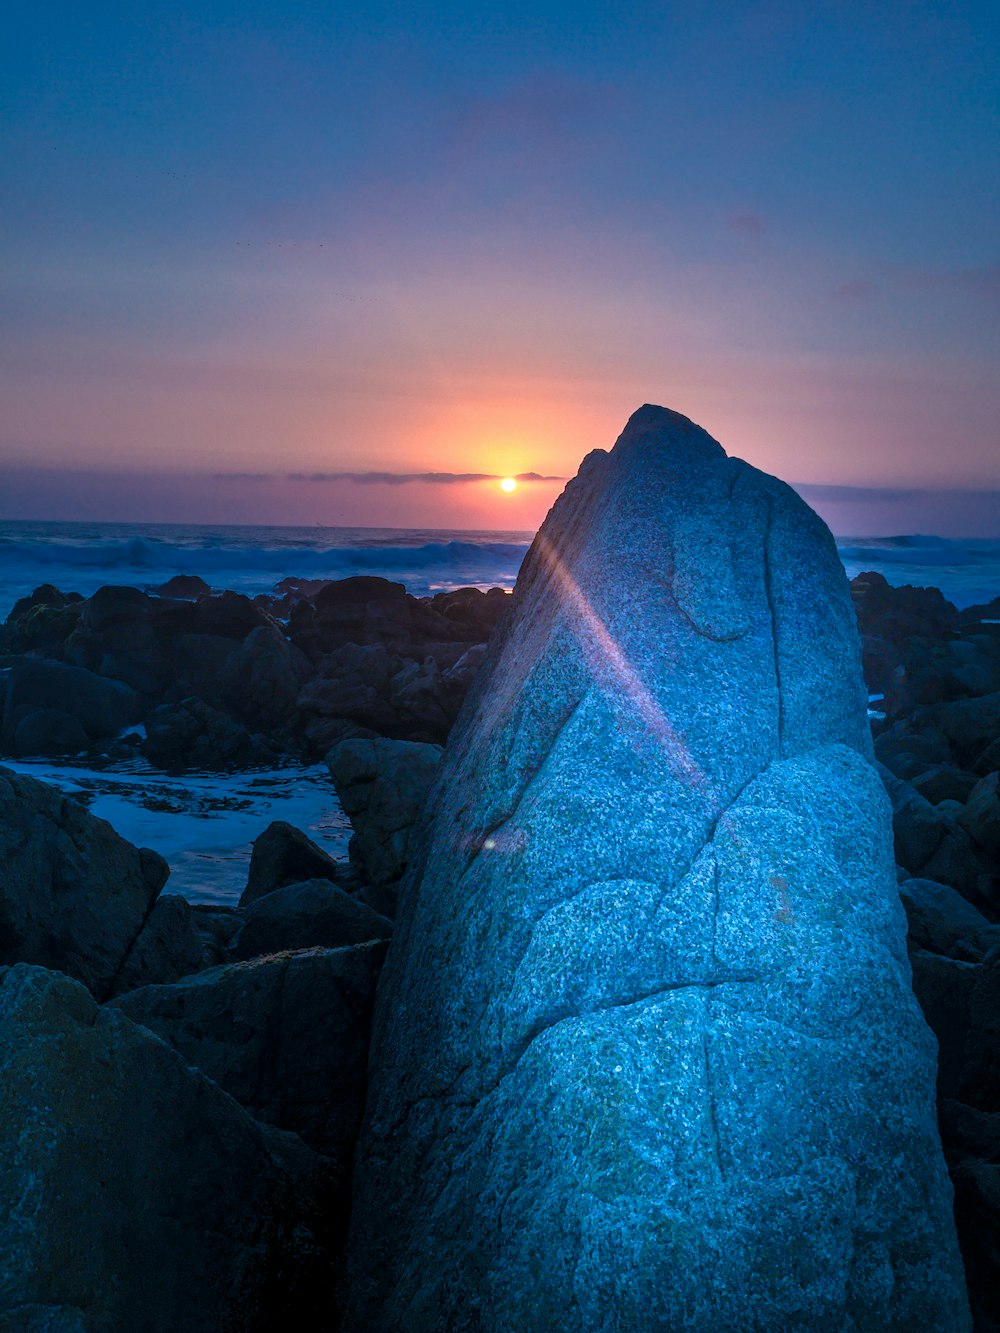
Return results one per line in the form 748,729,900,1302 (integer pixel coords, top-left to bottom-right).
1,463,998,539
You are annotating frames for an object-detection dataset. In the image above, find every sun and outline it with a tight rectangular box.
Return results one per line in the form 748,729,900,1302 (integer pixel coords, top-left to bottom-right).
500,477,517,493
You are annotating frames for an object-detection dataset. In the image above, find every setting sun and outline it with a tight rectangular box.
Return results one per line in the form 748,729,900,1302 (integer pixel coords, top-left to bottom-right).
500,477,517,493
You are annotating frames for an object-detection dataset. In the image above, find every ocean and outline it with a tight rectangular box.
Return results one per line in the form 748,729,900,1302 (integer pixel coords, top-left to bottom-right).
0,520,999,620
2,520,998,904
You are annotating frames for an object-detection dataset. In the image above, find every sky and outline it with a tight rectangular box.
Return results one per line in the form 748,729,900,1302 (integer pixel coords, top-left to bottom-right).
2,0,998,534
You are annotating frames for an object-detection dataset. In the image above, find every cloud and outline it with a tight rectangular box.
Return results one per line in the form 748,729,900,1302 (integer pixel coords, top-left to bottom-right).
900,265,1000,302
833,279,877,302
213,470,565,485
794,483,1000,503
833,266,1000,305
727,211,765,235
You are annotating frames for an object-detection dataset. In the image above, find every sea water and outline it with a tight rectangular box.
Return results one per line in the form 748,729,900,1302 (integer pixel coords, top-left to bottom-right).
1,521,997,903
0,521,998,620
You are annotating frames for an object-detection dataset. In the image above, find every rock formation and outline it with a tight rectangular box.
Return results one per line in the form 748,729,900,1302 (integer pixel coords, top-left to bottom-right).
344,406,970,1330
0,767,168,999
0,964,334,1331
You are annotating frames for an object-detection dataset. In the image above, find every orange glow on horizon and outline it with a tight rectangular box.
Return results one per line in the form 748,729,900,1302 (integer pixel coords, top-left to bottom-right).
500,477,517,493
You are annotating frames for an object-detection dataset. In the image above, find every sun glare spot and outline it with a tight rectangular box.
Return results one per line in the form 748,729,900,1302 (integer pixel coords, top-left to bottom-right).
500,477,517,493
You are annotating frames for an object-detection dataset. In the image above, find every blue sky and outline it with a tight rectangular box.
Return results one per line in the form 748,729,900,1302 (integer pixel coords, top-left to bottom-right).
2,1,998,529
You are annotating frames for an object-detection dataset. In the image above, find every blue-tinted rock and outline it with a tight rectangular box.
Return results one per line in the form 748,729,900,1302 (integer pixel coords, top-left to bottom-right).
0,766,167,999
0,964,335,1331
232,879,391,961
345,405,969,1330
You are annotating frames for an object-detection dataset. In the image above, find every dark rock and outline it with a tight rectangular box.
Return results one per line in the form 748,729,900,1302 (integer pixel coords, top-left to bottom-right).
2,658,138,748
233,879,391,961
428,586,510,640
12,708,89,757
900,878,1000,962
82,584,151,633
0,767,167,999
191,904,244,966
142,696,275,771
0,584,83,656
168,632,240,701
157,574,211,598
913,692,1000,774
908,947,979,1098
911,763,981,806
940,1097,1000,1164
111,941,386,1162
852,569,959,642
878,764,947,869
192,590,274,641
874,721,952,775
297,643,399,733
110,894,206,995
939,1101,1000,1333
221,625,312,732
241,820,344,907
960,946,1000,1114
345,405,968,1329
960,770,1000,857
0,963,335,1331
327,738,441,893
65,585,165,694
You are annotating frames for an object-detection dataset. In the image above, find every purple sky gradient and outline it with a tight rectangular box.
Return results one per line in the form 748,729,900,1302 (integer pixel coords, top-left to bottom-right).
2,1,997,532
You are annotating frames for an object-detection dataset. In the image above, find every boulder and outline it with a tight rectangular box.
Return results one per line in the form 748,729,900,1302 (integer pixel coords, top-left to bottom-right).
111,941,386,1162
910,763,980,806
878,764,946,870
110,893,207,995
221,625,312,732
0,963,334,1331
65,585,165,694
960,945,1000,1114
960,770,1000,856
157,574,211,598
240,820,344,907
233,879,391,962
11,708,89,757
327,738,442,893
0,584,83,656
190,590,274,641
191,904,244,966
899,878,1000,962
0,767,167,999
1,659,138,747
344,405,968,1329
913,692,1000,774
142,696,275,771
908,948,979,1098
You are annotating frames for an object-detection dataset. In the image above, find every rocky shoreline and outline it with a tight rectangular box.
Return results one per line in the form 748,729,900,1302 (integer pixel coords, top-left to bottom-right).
0,558,998,1328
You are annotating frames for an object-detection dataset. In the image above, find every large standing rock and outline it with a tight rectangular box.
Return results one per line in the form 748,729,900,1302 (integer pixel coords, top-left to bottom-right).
344,406,969,1330
0,964,333,1331
0,767,167,999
